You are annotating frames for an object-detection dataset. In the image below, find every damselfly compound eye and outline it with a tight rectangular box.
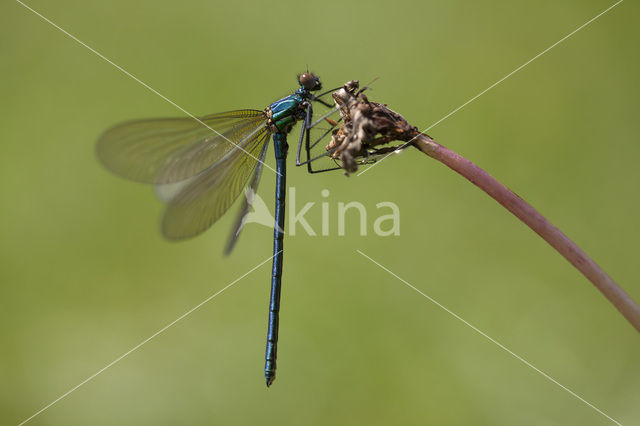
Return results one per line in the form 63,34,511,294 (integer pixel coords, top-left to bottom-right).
299,73,320,90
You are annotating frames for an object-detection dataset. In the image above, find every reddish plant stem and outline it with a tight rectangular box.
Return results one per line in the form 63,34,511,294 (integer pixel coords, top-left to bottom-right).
412,133,640,332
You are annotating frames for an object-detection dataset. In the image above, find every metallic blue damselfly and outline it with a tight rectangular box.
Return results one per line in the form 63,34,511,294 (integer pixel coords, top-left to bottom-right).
97,73,340,386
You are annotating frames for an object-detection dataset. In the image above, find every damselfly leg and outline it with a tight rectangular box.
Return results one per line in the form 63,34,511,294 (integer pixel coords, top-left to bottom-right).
295,95,344,174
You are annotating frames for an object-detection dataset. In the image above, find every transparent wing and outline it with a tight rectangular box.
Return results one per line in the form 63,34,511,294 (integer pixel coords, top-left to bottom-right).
97,109,266,184
161,127,272,240
224,141,269,254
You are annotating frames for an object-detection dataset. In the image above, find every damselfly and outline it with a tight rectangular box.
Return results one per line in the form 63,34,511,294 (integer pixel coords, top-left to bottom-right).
97,73,343,386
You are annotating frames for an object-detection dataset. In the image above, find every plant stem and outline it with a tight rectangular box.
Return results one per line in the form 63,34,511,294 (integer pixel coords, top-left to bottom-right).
412,133,640,333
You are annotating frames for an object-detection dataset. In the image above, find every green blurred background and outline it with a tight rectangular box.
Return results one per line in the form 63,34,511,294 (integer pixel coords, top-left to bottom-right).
2,0,639,424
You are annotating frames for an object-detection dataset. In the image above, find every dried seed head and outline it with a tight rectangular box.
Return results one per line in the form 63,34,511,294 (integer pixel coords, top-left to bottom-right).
326,80,421,174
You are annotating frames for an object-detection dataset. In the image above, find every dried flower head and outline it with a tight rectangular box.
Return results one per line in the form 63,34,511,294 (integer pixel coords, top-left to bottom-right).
326,80,421,174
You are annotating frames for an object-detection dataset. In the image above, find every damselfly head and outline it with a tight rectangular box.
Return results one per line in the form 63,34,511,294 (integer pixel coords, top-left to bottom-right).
298,73,322,91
